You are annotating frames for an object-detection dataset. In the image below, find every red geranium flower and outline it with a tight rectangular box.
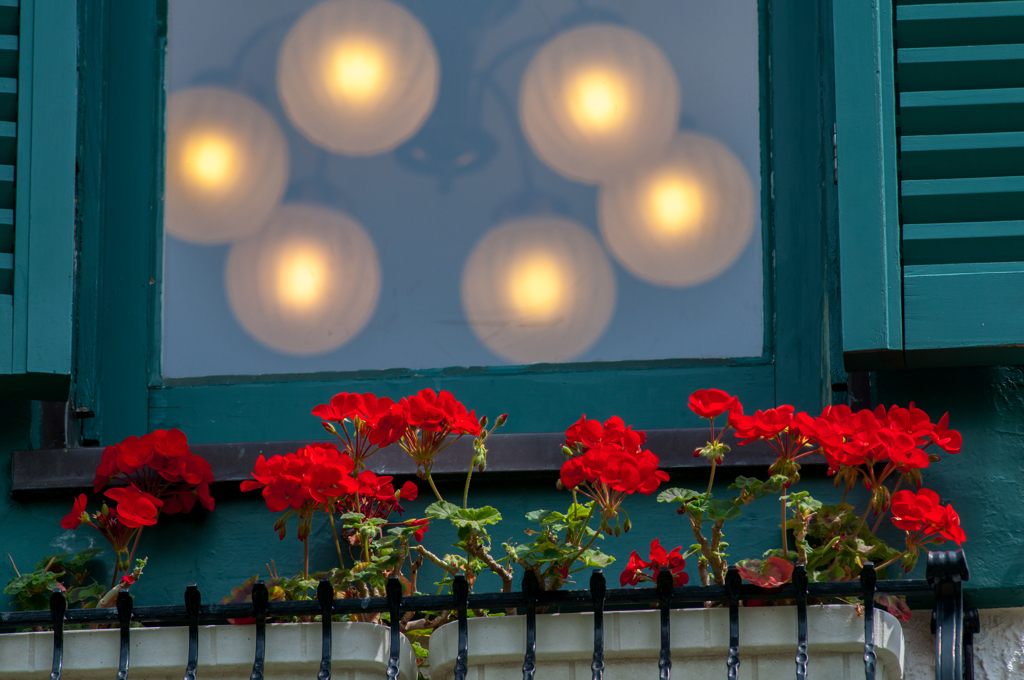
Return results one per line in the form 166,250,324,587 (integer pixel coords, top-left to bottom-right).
619,540,688,587
104,487,164,528
60,494,90,530
688,389,738,420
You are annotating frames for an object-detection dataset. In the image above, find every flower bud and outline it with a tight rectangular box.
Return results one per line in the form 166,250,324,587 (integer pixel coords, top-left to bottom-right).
479,415,488,430
495,413,508,428
563,446,575,458
623,516,631,532
321,421,338,435
101,503,109,517
870,484,891,514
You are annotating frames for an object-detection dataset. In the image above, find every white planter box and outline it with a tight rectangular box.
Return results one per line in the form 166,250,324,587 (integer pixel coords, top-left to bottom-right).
0,620,416,680
429,605,903,680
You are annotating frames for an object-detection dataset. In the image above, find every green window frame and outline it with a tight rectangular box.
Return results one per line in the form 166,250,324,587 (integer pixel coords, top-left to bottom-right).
833,0,1024,371
66,0,838,446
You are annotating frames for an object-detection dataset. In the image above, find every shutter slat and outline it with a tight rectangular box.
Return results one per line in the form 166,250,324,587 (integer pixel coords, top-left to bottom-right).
897,2,1024,49
897,44,1024,91
902,176,1024,224
900,87,1024,135
903,221,1024,265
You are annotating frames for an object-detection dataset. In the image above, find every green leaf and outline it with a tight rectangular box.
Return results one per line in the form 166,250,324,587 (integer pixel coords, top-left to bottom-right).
33,553,69,571
67,583,106,604
64,547,104,573
657,487,702,504
524,509,552,523
707,500,741,521
424,500,461,520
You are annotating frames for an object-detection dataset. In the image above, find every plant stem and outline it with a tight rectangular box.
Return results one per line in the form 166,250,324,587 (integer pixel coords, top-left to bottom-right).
7,554,19,577
126,527,144,572
705,459,717,498
426,471,445,503
462,461,473,510
328,511,345,569
303,536,309,579
781,492,789,560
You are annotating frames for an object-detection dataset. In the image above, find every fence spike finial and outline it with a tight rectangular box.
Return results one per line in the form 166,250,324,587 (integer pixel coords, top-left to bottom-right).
249,581,268,680
184,583,201,680
386,576,403,680
317,579,333,680
521,570,540,680
49,589,66,680
116,589,133,680
657,567,673,680
860,563,877,680
725,566,741,680
590,569,606,680
453,574,470,680
792,564,809,680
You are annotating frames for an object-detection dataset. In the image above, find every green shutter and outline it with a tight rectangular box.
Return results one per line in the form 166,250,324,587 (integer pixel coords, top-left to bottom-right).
834,0,1024,368
832,0,904,369
897,0,1024,366
0,0,77,398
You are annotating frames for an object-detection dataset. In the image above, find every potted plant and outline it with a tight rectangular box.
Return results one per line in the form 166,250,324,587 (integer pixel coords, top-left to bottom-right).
428,390,966,680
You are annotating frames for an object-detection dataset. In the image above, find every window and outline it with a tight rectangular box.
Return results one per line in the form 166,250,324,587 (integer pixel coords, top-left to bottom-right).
163,0,764,377
68,0,834,446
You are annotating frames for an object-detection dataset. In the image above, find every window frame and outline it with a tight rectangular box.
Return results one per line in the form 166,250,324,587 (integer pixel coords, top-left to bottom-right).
72,0,839,446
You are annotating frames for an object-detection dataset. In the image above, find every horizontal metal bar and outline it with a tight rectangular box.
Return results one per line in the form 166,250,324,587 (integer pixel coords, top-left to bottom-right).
10,429,814,493
0,579,933,630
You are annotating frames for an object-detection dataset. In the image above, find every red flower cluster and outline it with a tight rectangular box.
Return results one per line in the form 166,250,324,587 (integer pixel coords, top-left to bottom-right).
242,444,358,513
241,443,422,541
890,488,965,546
811,404,961,473
313,393,408,463
561,416,668,496
620,539,688,586
60,429,213,587
93,428,215,514
402,389,481,436
313,389,483,474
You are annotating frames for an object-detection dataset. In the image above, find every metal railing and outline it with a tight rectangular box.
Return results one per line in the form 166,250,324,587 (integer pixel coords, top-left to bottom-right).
0,550,977,680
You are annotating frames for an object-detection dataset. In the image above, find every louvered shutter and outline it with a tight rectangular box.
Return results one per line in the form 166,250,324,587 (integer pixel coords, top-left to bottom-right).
0,0,77,398
833,0,1024,369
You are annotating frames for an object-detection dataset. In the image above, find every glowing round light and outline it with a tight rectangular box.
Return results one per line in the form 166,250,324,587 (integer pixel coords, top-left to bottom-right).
165,88,289,244
226,204,381,355
519,24,680,184
277,0,440,156
598,132,755,287
462,217,616,364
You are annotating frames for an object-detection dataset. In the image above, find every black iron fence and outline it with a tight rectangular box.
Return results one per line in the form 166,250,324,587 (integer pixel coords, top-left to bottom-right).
0,550,977,680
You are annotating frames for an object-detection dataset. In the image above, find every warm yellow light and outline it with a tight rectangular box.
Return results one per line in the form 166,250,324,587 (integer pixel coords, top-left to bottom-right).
519,25,680,184
508,254,564,323
276,246,328,310
182,133,237,190
568,69,629,133
645,175,704,237
277,0,439,156
328,39,388,105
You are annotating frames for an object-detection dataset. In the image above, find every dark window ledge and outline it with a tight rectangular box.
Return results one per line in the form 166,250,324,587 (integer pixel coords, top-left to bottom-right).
11,428,822,496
